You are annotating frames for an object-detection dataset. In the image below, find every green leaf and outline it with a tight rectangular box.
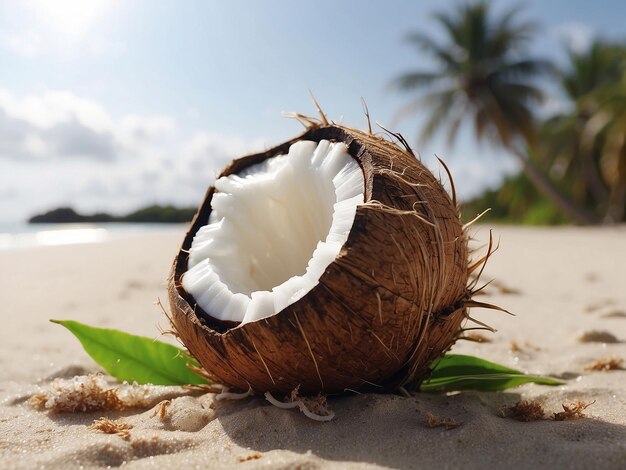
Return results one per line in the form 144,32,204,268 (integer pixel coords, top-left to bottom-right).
420,354,564,392
51,320,208,386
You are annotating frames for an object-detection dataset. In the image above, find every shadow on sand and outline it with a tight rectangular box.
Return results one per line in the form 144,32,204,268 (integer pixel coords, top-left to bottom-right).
218,391,626,469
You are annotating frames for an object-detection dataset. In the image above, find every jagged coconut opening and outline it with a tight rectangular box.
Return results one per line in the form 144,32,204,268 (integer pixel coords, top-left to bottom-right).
183,140,365,325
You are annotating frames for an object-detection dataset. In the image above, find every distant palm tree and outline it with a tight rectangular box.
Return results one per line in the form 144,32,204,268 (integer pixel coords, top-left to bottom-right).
583,69,626,221
392,1,596,224
541,41,626,211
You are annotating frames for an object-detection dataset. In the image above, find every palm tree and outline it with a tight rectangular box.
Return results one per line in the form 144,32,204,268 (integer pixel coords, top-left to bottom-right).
583,71,626,222
392,1,597,224
540,41,626,222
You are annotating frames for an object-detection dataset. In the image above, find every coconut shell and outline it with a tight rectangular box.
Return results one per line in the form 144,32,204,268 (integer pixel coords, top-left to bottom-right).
168,124,469,394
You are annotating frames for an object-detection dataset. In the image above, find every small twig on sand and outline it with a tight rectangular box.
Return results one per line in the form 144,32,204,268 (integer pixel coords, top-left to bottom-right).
500,399,596,422
584,357,624,371
553,400,595,421
88,417,133,440
424,412,462,430
499,400,545,421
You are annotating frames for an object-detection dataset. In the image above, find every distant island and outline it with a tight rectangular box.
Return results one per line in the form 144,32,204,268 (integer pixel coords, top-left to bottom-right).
28,205,197,224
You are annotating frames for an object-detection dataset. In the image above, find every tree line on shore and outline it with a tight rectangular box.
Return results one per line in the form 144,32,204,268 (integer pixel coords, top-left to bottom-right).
29,205,196,224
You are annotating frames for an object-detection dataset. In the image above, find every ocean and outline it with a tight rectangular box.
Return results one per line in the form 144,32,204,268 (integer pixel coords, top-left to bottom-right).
0,222,187,251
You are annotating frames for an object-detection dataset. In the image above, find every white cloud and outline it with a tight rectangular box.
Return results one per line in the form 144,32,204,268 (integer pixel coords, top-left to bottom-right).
0,90,117,161
0,89,266,222
119,115,176,140
0,29,45,58
0,89,113,131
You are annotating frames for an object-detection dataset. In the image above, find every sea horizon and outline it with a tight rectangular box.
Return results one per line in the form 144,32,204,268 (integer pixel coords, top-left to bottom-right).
0,221,187,251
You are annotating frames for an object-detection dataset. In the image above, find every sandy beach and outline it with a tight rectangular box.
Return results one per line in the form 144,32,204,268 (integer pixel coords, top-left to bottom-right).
1,225,625,469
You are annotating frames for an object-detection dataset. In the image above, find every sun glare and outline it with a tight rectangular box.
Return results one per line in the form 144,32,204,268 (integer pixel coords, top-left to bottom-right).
30,0,109,38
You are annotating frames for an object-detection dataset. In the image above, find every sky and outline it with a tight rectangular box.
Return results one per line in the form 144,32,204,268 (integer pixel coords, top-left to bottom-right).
1,0,625,224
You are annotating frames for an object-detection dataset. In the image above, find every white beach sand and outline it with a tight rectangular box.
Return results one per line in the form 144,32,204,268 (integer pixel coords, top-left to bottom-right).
1,226,625,469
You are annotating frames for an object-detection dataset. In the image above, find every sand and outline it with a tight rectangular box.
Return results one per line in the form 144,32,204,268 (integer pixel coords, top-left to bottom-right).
1,226,625,469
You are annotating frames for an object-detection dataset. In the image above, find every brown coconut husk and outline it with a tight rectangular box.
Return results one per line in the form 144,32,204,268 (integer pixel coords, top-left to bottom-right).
168,122,477,395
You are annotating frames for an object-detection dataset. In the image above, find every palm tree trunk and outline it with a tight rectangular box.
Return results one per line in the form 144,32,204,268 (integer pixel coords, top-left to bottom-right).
580,147,608,205
511,147,599,225
605,146,626,223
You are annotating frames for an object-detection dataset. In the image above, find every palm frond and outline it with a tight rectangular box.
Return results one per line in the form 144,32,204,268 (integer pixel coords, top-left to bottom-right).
390,71,444,91
418,89,458,144
485,84,537,145
497,59,556,80
490,21,536,56
492,81,544,104
446,100,467,144
465,2,488,62
433,10,466,48
473,106,491,143
405,32,458,67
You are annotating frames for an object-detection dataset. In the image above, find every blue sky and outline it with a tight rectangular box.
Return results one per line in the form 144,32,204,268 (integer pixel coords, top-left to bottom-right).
1,0,625,223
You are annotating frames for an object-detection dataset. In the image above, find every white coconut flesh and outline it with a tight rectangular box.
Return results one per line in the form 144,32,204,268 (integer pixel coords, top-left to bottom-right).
183,140,365,325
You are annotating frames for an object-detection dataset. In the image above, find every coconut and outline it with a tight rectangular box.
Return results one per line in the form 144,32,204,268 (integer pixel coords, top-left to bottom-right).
168,120,472,395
